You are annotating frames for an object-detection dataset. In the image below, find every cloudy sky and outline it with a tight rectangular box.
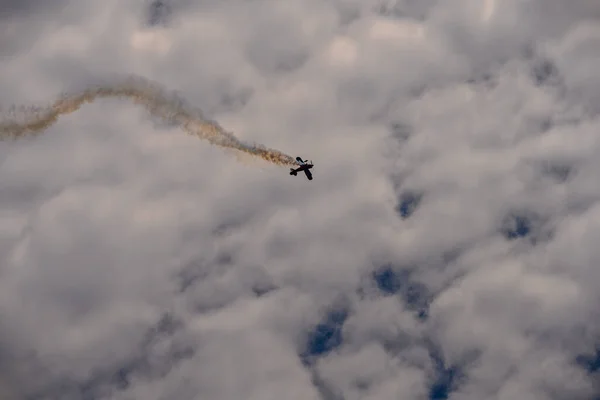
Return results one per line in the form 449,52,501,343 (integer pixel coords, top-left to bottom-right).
1,0,600,399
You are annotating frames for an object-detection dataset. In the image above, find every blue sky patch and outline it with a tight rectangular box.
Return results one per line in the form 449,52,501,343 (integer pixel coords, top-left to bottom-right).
397,192,422,219
373,266,429,319
301,309,348,364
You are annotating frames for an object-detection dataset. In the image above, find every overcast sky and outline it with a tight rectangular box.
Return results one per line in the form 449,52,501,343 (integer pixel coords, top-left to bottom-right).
1,0,600,399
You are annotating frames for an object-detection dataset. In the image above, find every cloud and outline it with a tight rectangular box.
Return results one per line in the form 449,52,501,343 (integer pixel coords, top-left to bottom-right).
2,0,600,399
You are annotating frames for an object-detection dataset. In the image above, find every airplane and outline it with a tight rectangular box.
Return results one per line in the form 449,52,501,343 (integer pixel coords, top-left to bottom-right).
290,156,314,180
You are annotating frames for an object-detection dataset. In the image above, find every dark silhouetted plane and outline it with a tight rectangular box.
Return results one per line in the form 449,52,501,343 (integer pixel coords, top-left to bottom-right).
290,156,314,180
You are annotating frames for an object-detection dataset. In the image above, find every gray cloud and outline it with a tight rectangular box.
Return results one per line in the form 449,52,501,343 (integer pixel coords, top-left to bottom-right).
0,0,67,18
2,0,600,399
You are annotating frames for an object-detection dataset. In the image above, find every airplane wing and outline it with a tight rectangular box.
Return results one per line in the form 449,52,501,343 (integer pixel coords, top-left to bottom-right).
304,169,313,180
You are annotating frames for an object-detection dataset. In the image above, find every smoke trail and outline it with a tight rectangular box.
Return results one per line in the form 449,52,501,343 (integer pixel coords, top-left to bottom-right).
0,76,297,167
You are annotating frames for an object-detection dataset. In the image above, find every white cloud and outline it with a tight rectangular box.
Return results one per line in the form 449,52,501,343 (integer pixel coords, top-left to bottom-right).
2,0,600,399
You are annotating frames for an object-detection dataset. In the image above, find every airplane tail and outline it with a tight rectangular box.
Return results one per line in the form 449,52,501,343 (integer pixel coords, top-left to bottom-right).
290,168,297,176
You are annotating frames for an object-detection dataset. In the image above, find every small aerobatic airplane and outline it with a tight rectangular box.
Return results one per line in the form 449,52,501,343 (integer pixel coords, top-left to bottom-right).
290,156,314,180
